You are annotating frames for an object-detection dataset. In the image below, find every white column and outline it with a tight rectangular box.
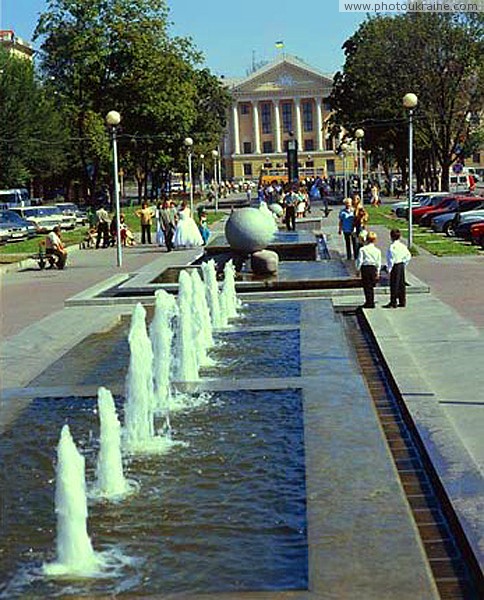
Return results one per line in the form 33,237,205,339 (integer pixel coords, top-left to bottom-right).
252,100,261,154
232,103,240,155
274,100,282,153
294,98,303,150
316,98,323,151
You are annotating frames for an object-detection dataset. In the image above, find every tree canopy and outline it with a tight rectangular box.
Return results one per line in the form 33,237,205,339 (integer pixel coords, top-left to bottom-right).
20,0,231,201
330,12,484,190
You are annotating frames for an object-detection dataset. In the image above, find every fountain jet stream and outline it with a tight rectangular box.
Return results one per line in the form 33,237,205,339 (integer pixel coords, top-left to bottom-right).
124,303,175,454
174,271,199,382
44,425,102,576
150,290,178,431
191,269,214,366
93,387,130,499
202,260,223,329
221,259,240,321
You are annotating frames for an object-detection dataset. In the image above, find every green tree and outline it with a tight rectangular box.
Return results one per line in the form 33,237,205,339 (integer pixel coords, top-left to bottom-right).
330,12,484,191
0,49,68,191
35,0,230,203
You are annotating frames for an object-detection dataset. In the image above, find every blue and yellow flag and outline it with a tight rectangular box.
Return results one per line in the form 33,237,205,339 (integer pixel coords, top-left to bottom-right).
275,41,284,49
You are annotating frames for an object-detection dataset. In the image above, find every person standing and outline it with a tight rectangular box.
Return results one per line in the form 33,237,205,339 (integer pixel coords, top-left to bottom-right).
384,228,412,308
95,205,111,249
283,186,297,231
159,200,177,251
356,231,381,309
135,201,154,244
338,198,356,259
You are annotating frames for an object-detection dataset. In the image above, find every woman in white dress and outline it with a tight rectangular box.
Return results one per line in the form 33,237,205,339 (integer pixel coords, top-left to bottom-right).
172,201,204,248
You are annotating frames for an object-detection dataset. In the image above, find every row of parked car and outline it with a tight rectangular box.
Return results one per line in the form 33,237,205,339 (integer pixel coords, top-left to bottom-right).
0,203,88,245
391,191,484,249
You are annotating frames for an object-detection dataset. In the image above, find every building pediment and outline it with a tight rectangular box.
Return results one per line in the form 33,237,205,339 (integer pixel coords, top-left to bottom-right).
231,57,333,98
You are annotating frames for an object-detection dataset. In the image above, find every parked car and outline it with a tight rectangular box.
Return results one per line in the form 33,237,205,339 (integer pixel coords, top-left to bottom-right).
454,213,484,240
391,192,450,218
0,223,15,245
55,202,87,226
411,196,468,224
9,206,65,233
419,196,484,227
431,201,484,236
470,222,484,248
0,218,29,242
0,209,37,238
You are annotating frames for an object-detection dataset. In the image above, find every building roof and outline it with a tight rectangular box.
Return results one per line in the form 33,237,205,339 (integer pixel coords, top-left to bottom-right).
228,54,334,97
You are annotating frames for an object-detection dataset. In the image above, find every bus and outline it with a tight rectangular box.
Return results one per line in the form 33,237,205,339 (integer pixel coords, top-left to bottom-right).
0,188,30,209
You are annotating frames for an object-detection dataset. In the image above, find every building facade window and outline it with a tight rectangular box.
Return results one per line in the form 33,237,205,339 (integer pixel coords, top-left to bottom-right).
261,103,272,134
472,152,480,163
243,141,252,154
282,102,293,133
262,140,273,153
304,139,314,151
325,136,334,151
243,163,253,176
323,98,331,111
240,103,250,115
302,101,313,132
326,159,335,174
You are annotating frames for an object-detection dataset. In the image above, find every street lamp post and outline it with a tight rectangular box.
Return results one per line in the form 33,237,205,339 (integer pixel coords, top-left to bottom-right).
105,110,122,267
199,154,205,195
355,128,365,203
389,144,394,196
403,93,418,249
212,149,219,211
184,137,194,215
341,142,349,199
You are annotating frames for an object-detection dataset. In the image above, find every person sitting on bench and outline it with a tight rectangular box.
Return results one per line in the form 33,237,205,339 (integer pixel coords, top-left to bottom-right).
45,226,67,269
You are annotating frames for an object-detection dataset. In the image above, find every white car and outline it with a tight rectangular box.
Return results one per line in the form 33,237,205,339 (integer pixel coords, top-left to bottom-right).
9,206,65,233
55,202,87,226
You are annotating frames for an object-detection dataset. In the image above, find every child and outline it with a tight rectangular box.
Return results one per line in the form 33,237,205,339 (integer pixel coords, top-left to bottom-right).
198,211,210,245
355,231,381,309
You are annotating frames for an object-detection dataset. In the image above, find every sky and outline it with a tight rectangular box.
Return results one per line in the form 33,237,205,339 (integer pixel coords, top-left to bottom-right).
0,0,368,77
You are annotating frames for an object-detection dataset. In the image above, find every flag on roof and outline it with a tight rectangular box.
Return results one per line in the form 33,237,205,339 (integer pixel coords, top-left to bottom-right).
275,41,284,49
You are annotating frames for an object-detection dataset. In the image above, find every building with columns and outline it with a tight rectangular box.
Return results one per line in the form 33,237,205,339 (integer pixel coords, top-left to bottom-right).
224,55,344,182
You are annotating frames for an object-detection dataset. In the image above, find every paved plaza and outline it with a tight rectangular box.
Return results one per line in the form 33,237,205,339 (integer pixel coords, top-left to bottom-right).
0,199,483,597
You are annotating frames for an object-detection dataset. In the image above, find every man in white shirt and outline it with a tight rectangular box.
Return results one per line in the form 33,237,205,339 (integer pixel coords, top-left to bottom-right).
355,231,381,308
384,228,412,308
45,226,67,269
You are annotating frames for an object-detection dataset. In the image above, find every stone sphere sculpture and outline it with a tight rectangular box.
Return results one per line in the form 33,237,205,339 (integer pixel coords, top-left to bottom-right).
225,207,275,253
269,203,283,217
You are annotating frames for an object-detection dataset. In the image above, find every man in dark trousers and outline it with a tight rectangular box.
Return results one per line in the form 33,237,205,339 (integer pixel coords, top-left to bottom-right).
355,231,381,309
159,199,177,251
384,228,412,308
283,186,297,231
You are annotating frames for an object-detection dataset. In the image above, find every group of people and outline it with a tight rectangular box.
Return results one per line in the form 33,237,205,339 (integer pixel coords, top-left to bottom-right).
87,200,209,253
339,196,411,309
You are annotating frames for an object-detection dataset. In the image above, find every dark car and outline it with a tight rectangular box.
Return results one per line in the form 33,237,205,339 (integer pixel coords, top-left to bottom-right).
419,196,483,227
454,217,484,241
0,209,37,238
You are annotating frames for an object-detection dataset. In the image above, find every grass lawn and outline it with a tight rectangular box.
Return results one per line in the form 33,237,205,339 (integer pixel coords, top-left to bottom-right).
0,228,88,261
366,205,481,256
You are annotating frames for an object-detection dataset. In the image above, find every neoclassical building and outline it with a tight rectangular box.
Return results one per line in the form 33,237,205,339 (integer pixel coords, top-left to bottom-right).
224,55,344,182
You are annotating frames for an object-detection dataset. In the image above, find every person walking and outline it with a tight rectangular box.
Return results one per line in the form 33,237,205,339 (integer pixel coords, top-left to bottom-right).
95,205,111,249
136,201,154,244
384,228,412,308
338,198,356,259
355,231,381,309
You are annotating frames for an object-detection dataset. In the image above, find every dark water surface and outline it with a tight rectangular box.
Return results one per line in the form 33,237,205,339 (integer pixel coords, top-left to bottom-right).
0,389,307,597
30,302,301,388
